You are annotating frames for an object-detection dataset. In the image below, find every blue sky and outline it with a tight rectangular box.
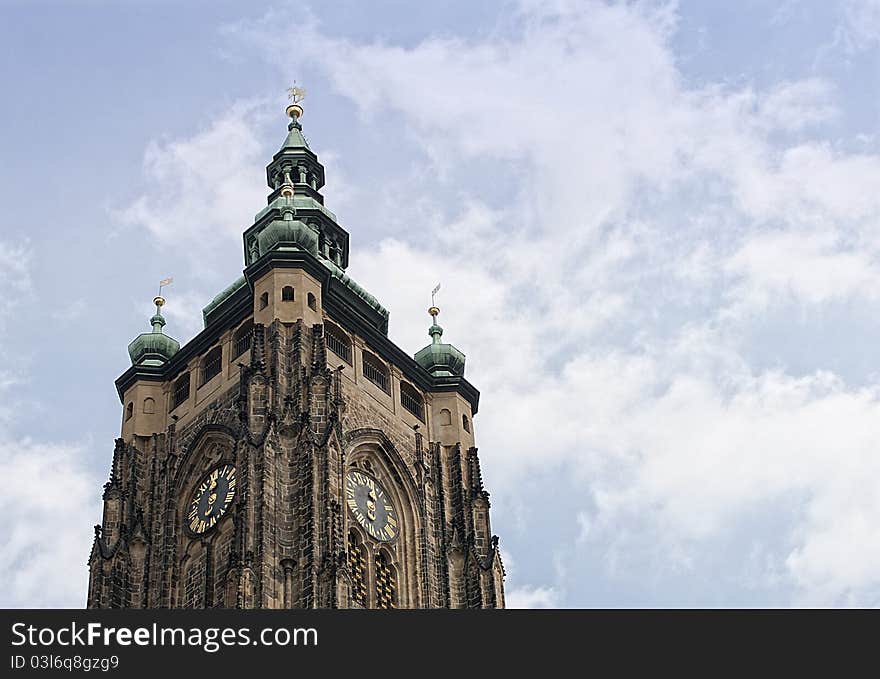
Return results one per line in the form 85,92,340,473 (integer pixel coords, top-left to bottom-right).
2,0,880,607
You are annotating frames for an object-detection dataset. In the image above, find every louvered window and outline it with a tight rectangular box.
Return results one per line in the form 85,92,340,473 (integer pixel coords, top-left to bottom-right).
201,347,222,385
171,373,190,411
325,322,352,365
362,351,389,393
400,381,424,421
232,321,253,360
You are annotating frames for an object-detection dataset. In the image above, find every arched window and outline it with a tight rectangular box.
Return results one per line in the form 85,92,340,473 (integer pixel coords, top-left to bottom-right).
375,552,396,609
125,402,133,421
259,291,269,310
201,346,222,386
347,532,368,608
462,414,470,432
282,285,295,301
232,320,253,360
439,408,452,425
143,397,156,414
171,372,190,411
362,351,389,393
308,292,317,310
400,381,424,421
325,321,352,365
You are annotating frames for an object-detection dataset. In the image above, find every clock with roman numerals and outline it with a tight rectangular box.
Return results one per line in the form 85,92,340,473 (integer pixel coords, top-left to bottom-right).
345,469,398,542
187,464,237,534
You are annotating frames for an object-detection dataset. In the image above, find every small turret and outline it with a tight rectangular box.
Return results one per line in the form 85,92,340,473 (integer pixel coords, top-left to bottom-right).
127,295,180,366
414,305,466,377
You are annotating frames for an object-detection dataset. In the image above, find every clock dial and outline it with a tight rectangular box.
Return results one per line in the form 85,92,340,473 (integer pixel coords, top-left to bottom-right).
345,470,398,542
187,464,236,534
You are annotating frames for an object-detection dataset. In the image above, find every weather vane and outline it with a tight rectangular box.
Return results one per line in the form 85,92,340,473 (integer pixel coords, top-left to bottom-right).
429,283,441,319
286,83,307,123
154,277,173,310
287,84,306,104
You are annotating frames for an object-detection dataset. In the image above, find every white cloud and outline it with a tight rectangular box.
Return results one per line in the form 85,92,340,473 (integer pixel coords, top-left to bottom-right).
51,298,88,323
0,241,32,314
841,0,880,52
506,585,562,609
117,100,271,278
0,240,102,608
756,79,838,132
159,288,214,344
0,437,99,607
724,230,880,315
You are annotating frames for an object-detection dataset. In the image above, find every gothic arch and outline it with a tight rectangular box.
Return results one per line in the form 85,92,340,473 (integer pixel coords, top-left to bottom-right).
171,426,240,609
173,424,239,491
343,428,423,608
343,428,420,501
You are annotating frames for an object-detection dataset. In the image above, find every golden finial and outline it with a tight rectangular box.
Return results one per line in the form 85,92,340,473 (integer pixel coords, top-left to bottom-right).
286,83,306,120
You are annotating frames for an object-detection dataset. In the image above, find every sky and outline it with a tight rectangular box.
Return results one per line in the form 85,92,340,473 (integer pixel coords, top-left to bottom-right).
1,0,880,608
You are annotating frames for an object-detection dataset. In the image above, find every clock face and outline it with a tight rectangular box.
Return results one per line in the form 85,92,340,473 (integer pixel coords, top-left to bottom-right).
345,470,398,542
187,464,236,534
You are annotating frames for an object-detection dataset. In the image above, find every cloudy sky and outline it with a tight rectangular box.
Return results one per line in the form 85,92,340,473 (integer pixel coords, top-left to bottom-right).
2,0,880,608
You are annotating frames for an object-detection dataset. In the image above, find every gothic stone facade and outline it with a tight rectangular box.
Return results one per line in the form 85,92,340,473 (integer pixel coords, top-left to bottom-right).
87,112,505,610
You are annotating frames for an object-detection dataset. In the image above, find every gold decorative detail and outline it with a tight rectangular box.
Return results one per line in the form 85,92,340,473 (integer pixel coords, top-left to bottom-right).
348,533,368,608
287,85,306,104
286,83,306,120
376,552,396,609
205,478,219,515
188,464,236,534
366,488,377,521
345,470,398,542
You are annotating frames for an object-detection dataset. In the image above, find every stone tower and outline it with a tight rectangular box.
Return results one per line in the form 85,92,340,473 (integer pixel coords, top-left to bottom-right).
86,98,505,609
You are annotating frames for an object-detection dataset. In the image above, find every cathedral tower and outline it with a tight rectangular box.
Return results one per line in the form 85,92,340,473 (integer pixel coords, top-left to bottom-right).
87,96,505,609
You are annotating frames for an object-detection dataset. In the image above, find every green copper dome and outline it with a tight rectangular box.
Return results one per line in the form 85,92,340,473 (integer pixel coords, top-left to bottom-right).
127,301,180,366
256,211,319,258
415,316,466,377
